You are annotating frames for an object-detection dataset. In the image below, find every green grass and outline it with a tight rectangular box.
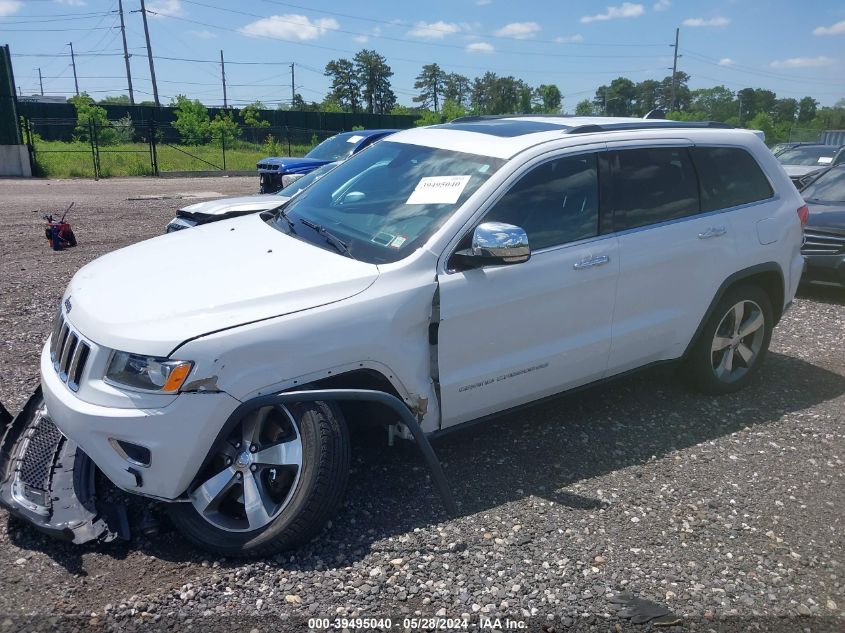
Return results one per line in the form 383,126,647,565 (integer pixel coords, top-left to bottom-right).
32,139,316,178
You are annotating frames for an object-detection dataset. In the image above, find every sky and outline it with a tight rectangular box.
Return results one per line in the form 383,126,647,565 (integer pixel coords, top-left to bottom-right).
1,0,843,109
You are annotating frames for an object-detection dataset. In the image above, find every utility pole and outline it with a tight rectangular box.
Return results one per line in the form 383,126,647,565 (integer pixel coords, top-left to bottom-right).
220,49,227,109
669,27,679,112
290,62,295,107
38,68,43,96
139,0,160,106
118,0,135,104
68,42,79,96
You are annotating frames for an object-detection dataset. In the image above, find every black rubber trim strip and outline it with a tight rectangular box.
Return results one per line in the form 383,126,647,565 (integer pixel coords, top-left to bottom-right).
201,389,458,516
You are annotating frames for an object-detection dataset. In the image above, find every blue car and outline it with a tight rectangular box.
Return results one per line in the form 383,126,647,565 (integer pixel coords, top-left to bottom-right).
257,129,396,193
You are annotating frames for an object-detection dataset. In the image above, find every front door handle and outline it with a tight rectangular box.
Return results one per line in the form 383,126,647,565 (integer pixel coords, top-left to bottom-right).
573,254,610,270
698,226,727,239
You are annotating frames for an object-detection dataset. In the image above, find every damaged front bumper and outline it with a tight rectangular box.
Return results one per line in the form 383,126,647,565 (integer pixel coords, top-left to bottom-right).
0,389,129,544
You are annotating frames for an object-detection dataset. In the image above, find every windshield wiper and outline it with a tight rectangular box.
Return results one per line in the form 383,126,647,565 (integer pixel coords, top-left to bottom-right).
274,205,296,233
299,218,353,258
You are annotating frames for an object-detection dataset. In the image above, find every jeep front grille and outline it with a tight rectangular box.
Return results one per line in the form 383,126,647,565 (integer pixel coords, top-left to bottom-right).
49,312,91,392
802,229,845,256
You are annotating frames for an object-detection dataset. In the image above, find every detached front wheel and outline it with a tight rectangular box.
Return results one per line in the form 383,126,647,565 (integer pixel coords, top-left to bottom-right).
169,401,349,557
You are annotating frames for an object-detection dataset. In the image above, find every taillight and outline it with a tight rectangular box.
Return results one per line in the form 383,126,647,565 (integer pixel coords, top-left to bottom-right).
797,204,809,227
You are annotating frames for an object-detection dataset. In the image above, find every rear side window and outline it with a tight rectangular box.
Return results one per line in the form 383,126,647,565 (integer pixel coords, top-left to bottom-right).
691,147,773,212
608,147,700,230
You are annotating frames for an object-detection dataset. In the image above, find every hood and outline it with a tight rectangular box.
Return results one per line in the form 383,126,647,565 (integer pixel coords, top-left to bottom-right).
805,202,845,232
179,194,290,219
65,214,379,357
256,157,328,174
782,164,823,178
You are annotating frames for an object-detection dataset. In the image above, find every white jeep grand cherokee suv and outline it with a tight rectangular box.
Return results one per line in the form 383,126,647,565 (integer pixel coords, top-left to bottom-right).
0,117,806,556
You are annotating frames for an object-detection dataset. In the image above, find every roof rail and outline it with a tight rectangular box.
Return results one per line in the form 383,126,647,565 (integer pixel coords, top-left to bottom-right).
566,121,734,134
449,114,577,123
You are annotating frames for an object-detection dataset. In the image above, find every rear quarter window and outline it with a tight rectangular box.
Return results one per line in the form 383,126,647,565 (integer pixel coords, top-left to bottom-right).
691,147,774,212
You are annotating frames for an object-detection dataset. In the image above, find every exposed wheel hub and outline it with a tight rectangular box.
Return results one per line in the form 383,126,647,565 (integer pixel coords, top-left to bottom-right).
236,451,251,469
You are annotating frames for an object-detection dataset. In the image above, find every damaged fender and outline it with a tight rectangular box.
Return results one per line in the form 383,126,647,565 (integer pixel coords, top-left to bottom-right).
0,389,128,544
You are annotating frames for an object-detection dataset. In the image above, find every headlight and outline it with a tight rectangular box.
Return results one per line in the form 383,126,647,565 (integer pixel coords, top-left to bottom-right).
105,351,193,393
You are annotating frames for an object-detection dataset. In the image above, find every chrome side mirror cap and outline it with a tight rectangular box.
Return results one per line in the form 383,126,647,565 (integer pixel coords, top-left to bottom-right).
452,222,531,270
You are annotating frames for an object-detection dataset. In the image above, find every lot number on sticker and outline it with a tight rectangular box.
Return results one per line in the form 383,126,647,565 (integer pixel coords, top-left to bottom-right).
406,175,471,205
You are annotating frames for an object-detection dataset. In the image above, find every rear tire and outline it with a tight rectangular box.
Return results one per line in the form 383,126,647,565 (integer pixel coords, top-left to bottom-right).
168,401,349,557
685,285,773,395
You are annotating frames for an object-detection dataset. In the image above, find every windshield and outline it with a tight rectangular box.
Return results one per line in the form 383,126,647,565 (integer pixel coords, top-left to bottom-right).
275,162,338,198
271,141,505,264
802,168,845,204
306,132,369,162
778,146,837,166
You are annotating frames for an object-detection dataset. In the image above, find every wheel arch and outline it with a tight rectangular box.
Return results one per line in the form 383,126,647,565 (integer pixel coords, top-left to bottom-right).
683,262,785,359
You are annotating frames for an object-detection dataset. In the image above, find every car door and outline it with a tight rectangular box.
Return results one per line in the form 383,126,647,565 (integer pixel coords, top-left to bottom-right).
603,142,739,374
436,150,620,428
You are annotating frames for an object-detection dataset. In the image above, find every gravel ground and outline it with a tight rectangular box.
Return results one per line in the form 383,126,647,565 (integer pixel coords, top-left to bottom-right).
0,176,843,632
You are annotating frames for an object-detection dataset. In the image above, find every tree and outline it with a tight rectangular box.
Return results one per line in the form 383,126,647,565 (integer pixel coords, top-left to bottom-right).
414,63,446,112
210,111,239,144
659,71,690,111
325,58,361,112
689,86,736,121
443,73,471,108
69,92,117,144
575,99,596,116
634,79,661,116
535,84,562,113
771,98,798,125
98,94,130,105
170,94,211,144
594,77,637,116
354,49,396,114
798,97,818,123
240,101,269,128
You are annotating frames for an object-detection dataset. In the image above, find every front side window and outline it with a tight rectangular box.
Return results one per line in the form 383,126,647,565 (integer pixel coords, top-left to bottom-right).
608,147,700,230
272,141,504,264
483,153,599,250
691,147,773,212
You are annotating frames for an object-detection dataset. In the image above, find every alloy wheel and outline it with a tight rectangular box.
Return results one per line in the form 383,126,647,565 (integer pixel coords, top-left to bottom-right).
710,299,766,383
190,406,303,532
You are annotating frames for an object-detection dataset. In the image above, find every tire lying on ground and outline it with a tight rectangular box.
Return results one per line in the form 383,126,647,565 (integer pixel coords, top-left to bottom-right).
168,401,350,557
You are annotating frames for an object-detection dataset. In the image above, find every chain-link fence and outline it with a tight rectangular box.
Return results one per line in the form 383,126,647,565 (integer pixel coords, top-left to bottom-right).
22,116,346,179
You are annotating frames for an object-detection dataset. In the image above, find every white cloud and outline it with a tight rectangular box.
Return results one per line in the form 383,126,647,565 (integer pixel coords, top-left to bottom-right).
770,56,836,69
54,0,87,6
188,29,216,39
653,0,671,11
239,14,339,41
554,34,585,43
718,58,735,66
0,0,22,16
147,0,184,18
813,20,845,36
494,21,541,39
581,3,644,24
466,41,494,54
475,0,492,4
353,35,368,43
682,16,730,27
407,20,462,39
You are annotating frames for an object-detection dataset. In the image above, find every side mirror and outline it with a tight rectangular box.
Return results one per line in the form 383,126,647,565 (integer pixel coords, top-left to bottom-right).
451,222,531,270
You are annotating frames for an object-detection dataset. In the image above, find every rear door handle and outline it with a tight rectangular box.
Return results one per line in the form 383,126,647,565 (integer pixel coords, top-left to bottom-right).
698,226,727,239
573,254,610,270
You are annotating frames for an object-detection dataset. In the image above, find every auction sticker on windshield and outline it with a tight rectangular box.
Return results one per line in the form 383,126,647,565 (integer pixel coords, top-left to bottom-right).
346,135,365,144
406,175,471,205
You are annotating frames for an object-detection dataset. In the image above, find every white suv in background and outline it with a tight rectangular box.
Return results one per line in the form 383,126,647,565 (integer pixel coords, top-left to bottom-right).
1,116,806,556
